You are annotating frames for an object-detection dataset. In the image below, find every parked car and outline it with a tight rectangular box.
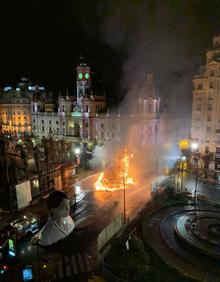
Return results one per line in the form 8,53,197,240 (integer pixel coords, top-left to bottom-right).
4,215,40,241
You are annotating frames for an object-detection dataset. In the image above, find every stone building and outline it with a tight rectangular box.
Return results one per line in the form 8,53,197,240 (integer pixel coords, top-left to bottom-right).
191,34,220,168
0,77,49,137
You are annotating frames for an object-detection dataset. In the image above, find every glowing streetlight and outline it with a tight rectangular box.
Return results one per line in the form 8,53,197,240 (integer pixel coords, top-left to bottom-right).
74,148,80,155
191,142,199,150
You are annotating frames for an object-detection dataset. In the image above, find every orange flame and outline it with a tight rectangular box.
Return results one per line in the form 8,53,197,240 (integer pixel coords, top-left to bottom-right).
94,150,135,191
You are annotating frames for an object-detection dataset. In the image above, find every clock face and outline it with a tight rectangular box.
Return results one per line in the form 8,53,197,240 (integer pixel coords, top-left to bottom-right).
78,73,83,79
85,73,90,79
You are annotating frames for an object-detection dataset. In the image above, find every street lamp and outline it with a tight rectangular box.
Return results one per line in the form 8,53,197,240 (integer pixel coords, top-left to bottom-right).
74,148,80,155
191,142,199,151
191,143,199,209
180,156,186,193
74,148,81,173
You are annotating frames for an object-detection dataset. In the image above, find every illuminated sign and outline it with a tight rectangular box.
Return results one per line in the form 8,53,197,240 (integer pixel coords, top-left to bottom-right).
16,88,20,91
22,266,33,281
8,238,16,256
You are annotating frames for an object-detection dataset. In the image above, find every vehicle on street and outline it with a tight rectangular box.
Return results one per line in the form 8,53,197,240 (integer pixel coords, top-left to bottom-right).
4,216,40,241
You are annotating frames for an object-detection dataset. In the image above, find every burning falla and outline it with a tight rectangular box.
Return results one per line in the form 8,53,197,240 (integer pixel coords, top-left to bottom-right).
95,150,135,191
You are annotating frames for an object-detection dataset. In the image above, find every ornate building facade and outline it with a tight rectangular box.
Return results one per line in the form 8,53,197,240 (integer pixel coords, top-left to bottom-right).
191,34,220,168
0,77,50,136
0,58,190,153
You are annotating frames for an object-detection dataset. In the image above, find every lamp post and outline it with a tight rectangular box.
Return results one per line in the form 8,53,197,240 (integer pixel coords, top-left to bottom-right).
194,156,199,209
74,148,80,173
190,142,199,209
180,156,186,193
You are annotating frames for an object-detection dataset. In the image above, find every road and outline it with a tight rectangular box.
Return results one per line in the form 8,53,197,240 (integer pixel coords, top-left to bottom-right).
181,171,220,203
1,172,153,281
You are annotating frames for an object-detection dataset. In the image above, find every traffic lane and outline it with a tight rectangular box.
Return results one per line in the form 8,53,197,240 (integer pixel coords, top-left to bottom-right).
15,176,152,265
184,173,220,201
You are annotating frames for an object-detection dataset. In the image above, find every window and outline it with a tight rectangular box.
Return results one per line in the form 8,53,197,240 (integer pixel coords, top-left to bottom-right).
101,132,104,139
49,127,52,134
210,70,214,76
33,119,35,123
56,128,59,134
207,126,211,132
42,120,44,124
101,123,104,129
49,120,51,124
207,115,211,121
210,82,214,88
24,116,27,120
208,104,212,111
196,104,201,111
56,121,59,125
42,126,44,132
148,104,152,113
63,121,65,126
85,122,88,128
198,84,203,90
32,105,35,112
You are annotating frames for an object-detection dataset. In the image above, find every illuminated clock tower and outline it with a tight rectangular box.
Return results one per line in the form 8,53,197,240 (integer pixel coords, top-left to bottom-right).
76,56,91,107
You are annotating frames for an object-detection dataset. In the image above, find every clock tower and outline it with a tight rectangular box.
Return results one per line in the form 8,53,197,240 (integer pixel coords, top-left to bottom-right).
76,55,91,107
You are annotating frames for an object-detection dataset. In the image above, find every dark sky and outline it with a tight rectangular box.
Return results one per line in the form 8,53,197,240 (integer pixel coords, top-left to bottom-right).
1,0,220,111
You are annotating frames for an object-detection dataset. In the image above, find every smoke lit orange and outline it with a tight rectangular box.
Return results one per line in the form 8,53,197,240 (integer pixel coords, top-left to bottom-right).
94,149,135,191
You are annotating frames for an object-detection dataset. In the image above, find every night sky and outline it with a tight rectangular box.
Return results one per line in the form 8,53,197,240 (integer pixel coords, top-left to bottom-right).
1,0,220,111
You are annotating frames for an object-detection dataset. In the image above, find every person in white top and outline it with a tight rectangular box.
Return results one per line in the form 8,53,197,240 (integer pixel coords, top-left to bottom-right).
35,191,75,246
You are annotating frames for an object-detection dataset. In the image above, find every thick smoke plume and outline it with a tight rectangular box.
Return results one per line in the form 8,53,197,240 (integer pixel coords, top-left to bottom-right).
90,1,189,183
